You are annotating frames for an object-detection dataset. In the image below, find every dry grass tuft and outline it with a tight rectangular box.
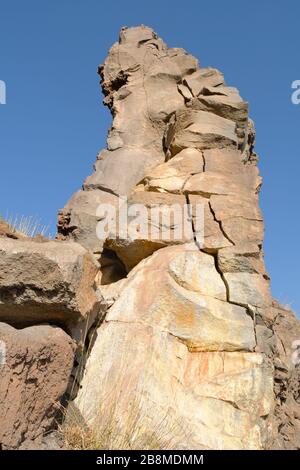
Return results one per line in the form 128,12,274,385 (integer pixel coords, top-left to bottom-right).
0,213,52,238
59,394,189,450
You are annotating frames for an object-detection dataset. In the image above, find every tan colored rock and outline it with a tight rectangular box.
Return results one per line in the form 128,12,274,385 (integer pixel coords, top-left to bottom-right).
224,272,272,308
165,109,239,155
58,188,119,253
106,247,256,352
204,148,262,192
204,147,245,173
188,195,233,252
210,194,263,220
183,67,224,97
83,148,161,196
188,86,248,148
75,321,273,450
74,246,273,449
105,193,194,271
59,25,199,251
0,322,75,449
221,217,264,246
184,171,241,196
218,245,267,275
167,250,226,300
142,148,204,193
106,190,236,269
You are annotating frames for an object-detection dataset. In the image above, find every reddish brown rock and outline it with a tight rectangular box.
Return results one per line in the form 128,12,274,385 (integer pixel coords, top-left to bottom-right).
0,238,99,339
0,322,75,449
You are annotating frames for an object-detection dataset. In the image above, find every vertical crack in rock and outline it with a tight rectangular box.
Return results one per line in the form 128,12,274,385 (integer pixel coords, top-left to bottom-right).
202,242,257,348
208,200,235,246
201,149,206,172
185,192,202,251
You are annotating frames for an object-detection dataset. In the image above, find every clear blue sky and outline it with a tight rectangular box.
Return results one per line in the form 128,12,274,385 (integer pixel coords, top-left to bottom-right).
0,0,299,314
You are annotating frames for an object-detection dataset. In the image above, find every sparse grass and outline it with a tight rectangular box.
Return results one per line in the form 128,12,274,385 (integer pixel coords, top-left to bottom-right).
0,213,53,238
59,389,189,450
60,316,191,450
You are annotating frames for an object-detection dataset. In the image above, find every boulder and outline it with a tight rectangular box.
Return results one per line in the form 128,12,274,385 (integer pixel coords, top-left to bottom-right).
0,238,99,338
0,322,75,449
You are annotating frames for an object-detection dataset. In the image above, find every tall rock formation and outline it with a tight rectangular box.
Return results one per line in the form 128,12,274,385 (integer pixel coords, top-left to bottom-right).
58,26,300,449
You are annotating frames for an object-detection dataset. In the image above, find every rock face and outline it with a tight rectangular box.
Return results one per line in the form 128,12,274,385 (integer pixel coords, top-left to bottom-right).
0,238,99,339
56,25,299,449
0,322,75,449
76,248,273,449
267,302,300,449
0,25,299,450
0,236,98,448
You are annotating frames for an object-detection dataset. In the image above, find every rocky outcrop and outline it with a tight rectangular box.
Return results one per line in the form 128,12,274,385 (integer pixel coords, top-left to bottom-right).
264,302,300,449
58,25,299,449
0,236,98,448
0,322,75,449
0,25,299,450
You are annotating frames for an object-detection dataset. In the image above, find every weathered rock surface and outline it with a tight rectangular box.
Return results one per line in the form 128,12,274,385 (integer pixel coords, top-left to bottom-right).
262,302,300,449
0,238,99,339
58,189,119,252
0,322,75,449
76,247,275,450
105,247,256,352
76,322,273,449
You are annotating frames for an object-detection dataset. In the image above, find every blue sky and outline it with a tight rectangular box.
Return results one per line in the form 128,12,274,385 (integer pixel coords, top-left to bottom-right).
0,0,299,314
